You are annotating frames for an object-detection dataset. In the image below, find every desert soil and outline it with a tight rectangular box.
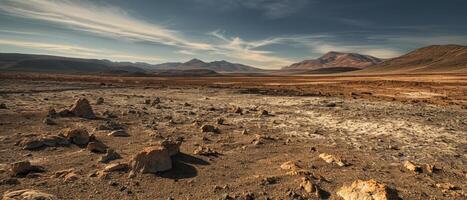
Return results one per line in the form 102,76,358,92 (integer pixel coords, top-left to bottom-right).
0,76,466,199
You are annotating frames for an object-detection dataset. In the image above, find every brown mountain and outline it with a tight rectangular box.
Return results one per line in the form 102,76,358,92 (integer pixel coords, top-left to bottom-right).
282,51,382,71
360,44,467,74
153,59,263,73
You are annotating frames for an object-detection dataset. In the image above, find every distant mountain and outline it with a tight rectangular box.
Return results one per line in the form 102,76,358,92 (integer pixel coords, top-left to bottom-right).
282,51,382,70
359,45,467,74
0,53,261,74
152,59,263,73
0,53,146,74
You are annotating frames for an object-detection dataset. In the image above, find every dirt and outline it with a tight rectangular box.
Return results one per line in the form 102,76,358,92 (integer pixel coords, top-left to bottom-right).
0,74,466,199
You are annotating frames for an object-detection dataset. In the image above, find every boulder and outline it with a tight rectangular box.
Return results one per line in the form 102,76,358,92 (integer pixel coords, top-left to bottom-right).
159,137,183,156
2,189,56,200
41,135,69,147
129,146,172,174
107,130,129,137
69,98,96,119
64,128,90,145
300,177,317,193
21,138,44,150
337,179,399,200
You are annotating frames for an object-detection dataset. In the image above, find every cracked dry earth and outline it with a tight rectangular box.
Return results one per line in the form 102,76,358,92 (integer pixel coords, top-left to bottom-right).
0,79,466,200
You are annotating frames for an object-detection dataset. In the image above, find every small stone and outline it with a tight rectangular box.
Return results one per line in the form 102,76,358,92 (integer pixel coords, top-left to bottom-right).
403,161,422,173
337,179,399,200
64,172,79,182
151,97,161,106
64,128,90,145
10,161,43,176
0,103,7,109
43,117,56,125
104,163,129,172
87,141,107,153
193,146,219,157
96,97,104,105
2,189,56,200
21,138,44,150
201,124,219,133
436,183,459,191
230,106,243,114
280,161,300,171
0,178,20,185
216,118,225,125
99,149,121,163
69,98,96,119
425,164,438,173
319,153,348,167
47,108,57,118
108,130,130,137
300,177,316,193
258,110,269,116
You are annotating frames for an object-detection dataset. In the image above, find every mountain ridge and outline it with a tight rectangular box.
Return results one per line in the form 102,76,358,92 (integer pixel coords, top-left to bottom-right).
282,51,383,70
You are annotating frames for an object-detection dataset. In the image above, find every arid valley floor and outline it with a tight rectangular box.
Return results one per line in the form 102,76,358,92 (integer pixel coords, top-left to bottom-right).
0,73,466,199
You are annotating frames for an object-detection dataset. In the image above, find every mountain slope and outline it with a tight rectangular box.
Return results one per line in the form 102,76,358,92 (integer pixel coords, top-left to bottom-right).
359,45,467,74
283,51,382,70
0,53,146,73
152,59,262,73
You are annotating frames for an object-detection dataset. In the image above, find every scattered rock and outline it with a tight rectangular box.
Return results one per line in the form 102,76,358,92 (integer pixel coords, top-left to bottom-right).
151,97,161,106
99,149,121,163
104,163,129,172
193,146,220,157
97,121,124,131
337,179,399,200
0,178,20,185
129,146,172,175
2,189,56,200
43,117,56,125
96,97,104,105
87,141,108,153
258,109,269,117
319,153,348,167
108,130,130,137
64,171,79,182
230,106,243,114
201,124,220,133
300,177,317,193
216,118,225,125
69,98,96,119
9,161,44,176
403,161,422,173
64,128,90,145
280,161,300,171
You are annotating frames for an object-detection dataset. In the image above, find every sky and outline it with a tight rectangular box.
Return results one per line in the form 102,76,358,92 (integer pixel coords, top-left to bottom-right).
0,0,466,69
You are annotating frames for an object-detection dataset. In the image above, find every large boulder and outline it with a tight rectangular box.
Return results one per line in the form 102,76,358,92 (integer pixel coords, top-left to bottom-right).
129,146,172,175
64,128,90,145
158,137,183,156
9,161,44,176
337,179,399,200
69,98,96,119
2,189,56,200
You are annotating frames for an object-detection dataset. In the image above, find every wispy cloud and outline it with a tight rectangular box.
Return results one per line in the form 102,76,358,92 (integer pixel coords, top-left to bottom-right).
0,39,162,63
0,0,213,50
196,0,311,19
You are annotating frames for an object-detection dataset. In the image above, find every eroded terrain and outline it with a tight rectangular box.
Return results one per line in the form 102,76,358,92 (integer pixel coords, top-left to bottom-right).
0,79,466,199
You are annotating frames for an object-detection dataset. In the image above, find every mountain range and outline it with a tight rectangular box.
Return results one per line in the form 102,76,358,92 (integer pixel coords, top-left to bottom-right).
0,44,466,75
0,54,261,74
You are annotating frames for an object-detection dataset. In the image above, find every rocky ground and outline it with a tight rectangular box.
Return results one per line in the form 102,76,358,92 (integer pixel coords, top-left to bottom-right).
0,79,466,200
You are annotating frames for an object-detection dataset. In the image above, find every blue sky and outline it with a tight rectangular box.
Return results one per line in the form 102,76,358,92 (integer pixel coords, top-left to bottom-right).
0,0,466,69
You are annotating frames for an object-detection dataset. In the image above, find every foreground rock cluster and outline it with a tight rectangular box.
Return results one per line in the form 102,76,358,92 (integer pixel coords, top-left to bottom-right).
0,80,465,199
